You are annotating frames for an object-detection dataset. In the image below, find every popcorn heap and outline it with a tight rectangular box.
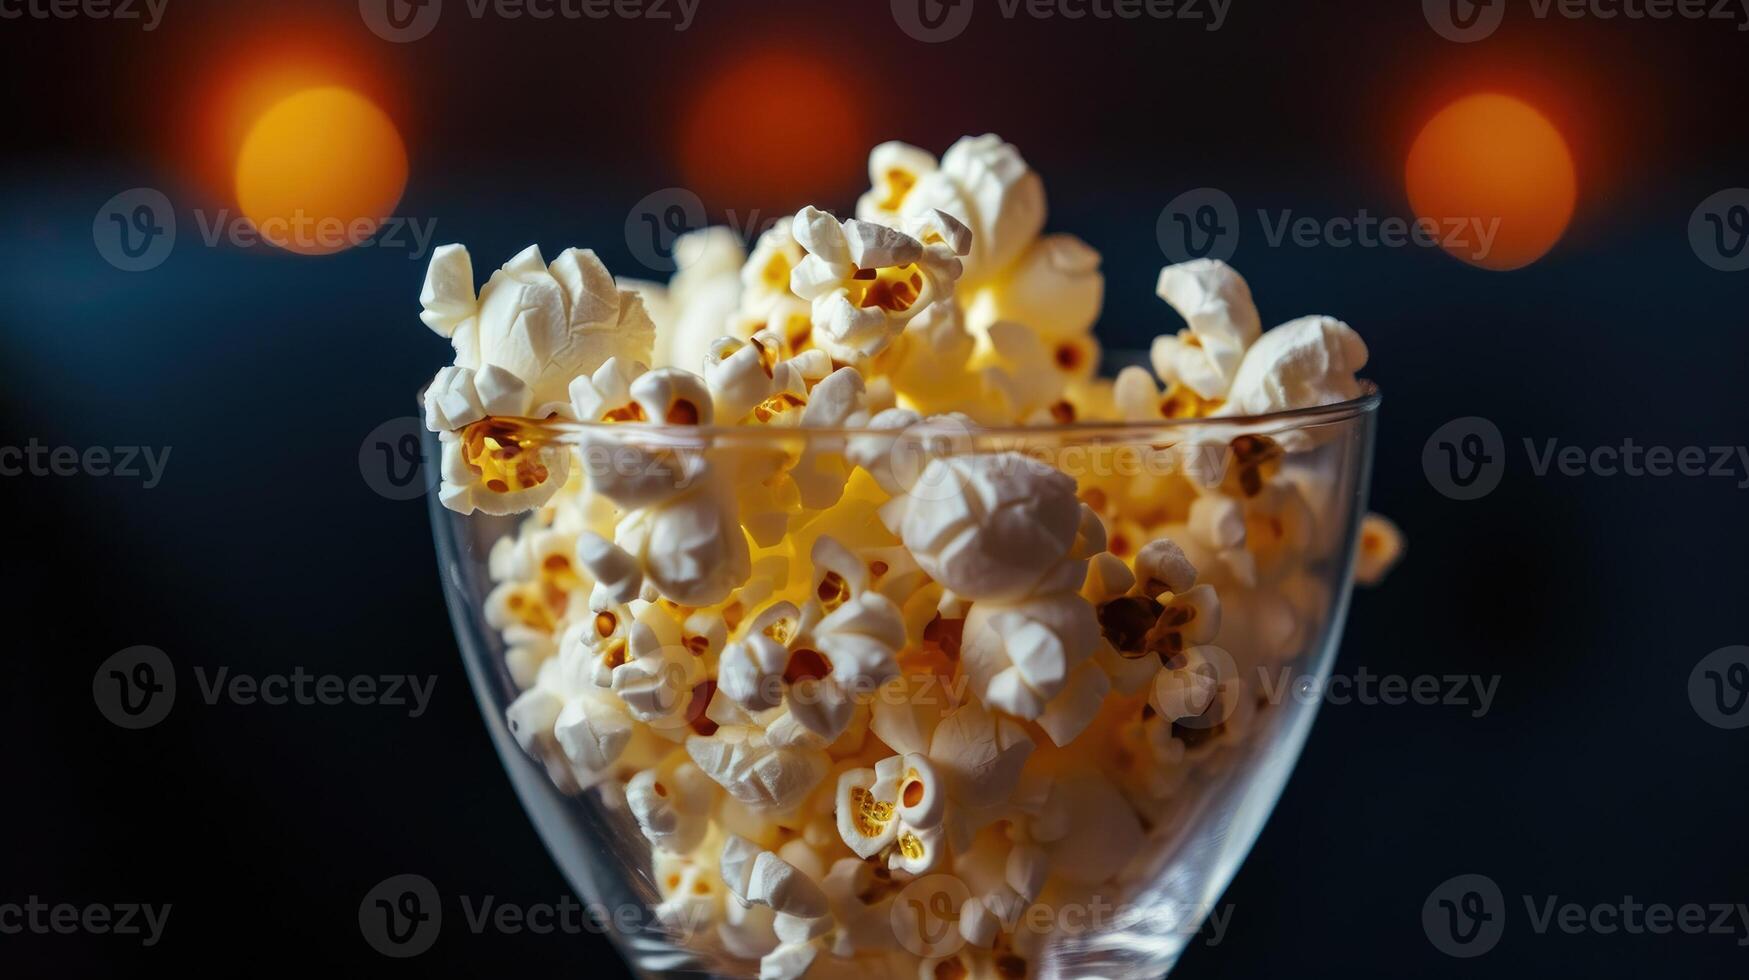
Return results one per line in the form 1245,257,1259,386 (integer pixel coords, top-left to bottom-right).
416,135,1400,979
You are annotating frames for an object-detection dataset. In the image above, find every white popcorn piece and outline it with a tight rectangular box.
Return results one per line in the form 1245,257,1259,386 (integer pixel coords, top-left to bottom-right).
1151,644,1223,722
419,242,477,338
741,223,808,320
933,134,1047,286
823,859,899,957
568,356,647,422
630,367,715,426
611,620,704,730
505,686,563,758
1041,771,1143,886
965,233,1103,339
1005,843,1049,903
759,942,819,980
653,852,723,938
788,207,969,362
688,726,828,813
962,592,1100,722
575,531,642,606
551,687,636,786
655,227,745,371
424,364,486,431
1150,259,1263,401
855,141,942,226
720,839,830,919
897,452,1083,602
1134,537,1198,598
1355,512,1405,586
444,243,656,420
720,893,780,960
436,424,572,517
616,488,752,606
626,764,711,854
927,700,1034,810
1217,314,1368,419
792,367,871,510
1035,659,1110,747
973,321,1069,423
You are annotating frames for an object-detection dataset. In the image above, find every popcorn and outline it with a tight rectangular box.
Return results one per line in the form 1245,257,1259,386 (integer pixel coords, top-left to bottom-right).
1217,315,1369,419
961,592,1100,725
788,207,970,362
418,136,1397,980
1149,259,1262,401
688,725,828,813
1355,512,1405,586
894,453,1083,602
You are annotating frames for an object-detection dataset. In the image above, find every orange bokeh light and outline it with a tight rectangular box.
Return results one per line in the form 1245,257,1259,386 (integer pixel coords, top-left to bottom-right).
679,53,865,214
234,87,408,255
1406,93,1577,271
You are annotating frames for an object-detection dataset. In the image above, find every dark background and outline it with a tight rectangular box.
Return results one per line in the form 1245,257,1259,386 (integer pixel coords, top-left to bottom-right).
4,0,1746,975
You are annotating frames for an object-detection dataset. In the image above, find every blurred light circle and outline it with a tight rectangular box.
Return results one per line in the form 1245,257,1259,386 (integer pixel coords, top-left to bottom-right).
235,87,409,255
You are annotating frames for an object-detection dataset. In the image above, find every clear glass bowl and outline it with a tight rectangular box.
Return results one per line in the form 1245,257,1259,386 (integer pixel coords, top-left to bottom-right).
428,384,1380,980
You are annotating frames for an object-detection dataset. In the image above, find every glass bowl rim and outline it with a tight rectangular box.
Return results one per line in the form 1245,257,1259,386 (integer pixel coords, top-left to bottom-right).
530,380,1380,443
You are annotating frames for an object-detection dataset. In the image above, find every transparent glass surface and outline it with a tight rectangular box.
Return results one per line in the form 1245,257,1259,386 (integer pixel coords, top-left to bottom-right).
429,385,1380,979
